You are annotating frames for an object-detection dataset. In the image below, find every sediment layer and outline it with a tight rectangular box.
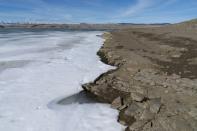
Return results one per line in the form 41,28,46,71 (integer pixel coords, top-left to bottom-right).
83,25,197,131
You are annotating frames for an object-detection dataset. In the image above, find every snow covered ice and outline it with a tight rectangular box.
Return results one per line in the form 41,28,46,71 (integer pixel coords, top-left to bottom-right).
0,30,123,131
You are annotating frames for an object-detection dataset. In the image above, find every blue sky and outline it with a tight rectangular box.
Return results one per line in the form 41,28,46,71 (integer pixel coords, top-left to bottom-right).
0,0,197,23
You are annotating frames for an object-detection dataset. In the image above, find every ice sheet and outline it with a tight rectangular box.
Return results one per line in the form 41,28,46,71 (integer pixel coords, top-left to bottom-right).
0,30,123,131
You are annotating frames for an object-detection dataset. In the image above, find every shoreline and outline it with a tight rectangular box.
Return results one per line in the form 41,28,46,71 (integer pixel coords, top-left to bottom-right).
82,26,197,131
82,32,125,103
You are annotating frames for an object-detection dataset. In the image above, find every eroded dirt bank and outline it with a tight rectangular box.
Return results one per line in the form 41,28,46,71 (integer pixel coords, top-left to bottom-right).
83,24,197,131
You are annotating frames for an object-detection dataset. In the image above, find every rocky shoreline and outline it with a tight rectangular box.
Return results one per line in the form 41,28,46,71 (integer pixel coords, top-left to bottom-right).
82,22,197,131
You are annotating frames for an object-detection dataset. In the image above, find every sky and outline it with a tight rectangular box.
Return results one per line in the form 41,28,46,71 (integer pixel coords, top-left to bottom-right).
0,0,197,23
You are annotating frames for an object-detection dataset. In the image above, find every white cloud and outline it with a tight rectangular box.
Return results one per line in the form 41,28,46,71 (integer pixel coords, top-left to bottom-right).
118,0,180,18
0,0,73,23
121,0,153,17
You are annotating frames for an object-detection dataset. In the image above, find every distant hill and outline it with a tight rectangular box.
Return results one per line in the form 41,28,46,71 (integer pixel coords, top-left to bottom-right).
118,23,170,26
180,18,197,24
175,18,197,28
0,23,168,30
167,18,197,30
0,25,4,28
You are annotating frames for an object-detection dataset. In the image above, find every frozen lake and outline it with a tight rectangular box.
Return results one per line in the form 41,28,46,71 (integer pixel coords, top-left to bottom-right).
0,30,123,131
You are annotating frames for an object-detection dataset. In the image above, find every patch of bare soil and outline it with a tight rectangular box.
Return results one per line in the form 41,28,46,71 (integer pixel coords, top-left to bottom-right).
83,23,197,131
